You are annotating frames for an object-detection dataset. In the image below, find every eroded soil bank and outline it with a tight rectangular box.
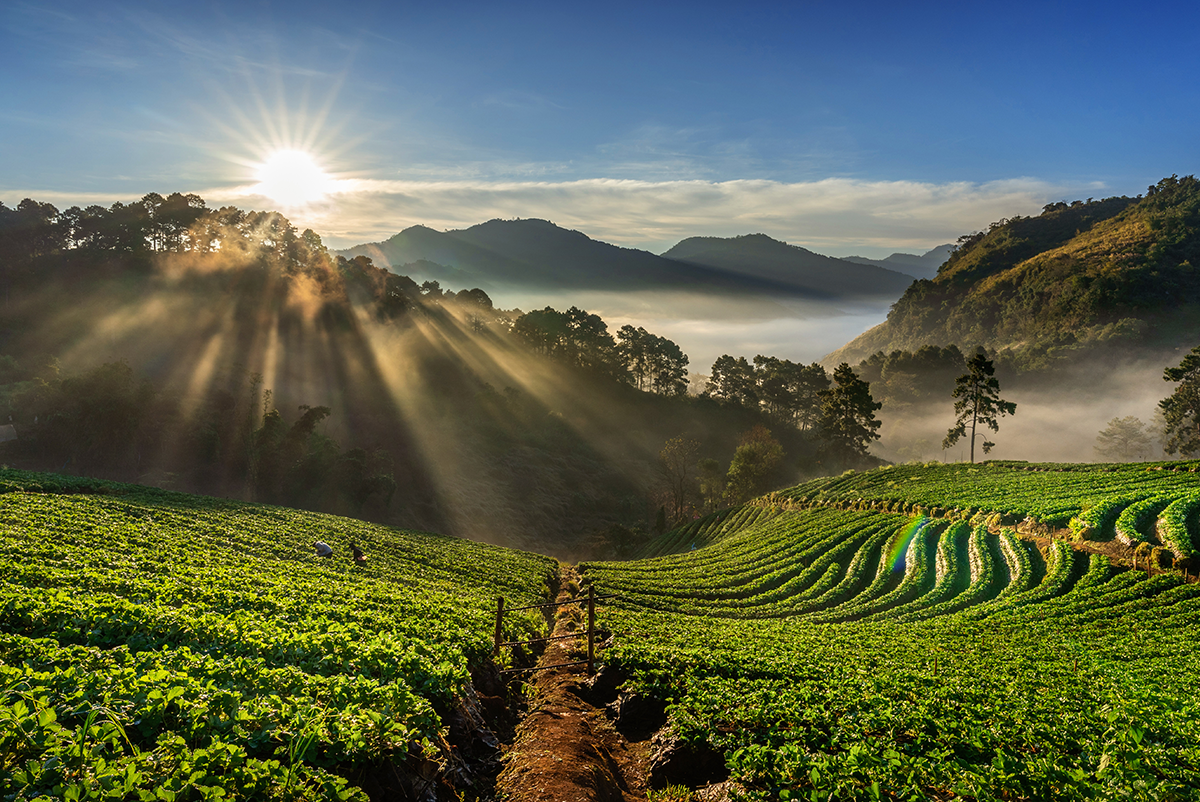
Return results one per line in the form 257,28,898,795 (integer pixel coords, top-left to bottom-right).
495,567,650,802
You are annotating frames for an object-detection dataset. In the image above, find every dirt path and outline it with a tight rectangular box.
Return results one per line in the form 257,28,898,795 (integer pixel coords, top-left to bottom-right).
495,566,649,802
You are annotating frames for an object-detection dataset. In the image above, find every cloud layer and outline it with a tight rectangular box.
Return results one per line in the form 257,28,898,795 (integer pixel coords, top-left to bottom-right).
7,175,1101,257
212,174,1094,256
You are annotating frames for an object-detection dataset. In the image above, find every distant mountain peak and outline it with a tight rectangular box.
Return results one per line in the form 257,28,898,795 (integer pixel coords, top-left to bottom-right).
336,222,915,302
661,233,915,298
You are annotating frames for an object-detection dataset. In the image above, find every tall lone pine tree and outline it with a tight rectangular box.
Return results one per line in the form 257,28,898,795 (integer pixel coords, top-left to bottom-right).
943,351,1016,463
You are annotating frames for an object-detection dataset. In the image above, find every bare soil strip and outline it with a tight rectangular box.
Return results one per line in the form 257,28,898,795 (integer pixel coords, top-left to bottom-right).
495,566,648,802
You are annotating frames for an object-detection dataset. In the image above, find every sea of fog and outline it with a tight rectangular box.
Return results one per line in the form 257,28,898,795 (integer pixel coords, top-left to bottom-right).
490,286,1184,466
486,288,892,370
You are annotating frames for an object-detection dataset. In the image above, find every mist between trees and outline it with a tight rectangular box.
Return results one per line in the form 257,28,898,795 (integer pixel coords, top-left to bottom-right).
1,193,1197,558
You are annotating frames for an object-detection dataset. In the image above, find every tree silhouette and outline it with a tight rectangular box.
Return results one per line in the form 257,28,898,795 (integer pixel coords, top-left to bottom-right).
817,363,882,463
1094,416,1153,462
943,351,1016,463
1160,345,1200,456
658,436,700,525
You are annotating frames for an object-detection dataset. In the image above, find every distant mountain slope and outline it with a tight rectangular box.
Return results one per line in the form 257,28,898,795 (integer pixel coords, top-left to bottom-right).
826,175,1200,367
842,244,954,280
662,233,915,298
340,221,913,301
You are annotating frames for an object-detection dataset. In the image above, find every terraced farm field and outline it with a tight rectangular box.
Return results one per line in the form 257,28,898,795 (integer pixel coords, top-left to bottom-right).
0,470,556,802
4,461,1200,801
583,461,1200,801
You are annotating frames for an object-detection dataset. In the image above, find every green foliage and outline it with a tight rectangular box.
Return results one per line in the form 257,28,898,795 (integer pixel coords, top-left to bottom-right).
831,176,1200,366
816,364,881,465
583,461,1200,800
705,355,829,430
723,426,784,506
0,472,556,801
1159,345,1200,456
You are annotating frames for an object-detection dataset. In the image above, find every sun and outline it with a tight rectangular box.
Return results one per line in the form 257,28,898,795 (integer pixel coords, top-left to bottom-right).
253,149,334,206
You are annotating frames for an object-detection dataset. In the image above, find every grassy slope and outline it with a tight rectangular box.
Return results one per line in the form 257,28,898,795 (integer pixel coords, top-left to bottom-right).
828,176,1200,366
0,470,556,802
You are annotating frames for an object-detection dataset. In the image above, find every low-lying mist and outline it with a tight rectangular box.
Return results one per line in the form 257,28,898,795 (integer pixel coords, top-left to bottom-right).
871,352,1180,465
486,286,895,369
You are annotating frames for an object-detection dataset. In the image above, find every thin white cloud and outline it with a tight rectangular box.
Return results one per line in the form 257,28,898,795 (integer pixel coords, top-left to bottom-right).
4,176,1101,259
289,175,1094,255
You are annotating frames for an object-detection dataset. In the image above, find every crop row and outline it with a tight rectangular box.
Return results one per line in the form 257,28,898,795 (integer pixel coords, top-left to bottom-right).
775,462,1200,549
584,462,1200,799
0,474,556,802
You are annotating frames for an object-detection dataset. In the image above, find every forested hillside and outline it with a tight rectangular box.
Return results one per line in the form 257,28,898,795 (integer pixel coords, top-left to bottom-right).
0,194,859,557
829,175,1200,368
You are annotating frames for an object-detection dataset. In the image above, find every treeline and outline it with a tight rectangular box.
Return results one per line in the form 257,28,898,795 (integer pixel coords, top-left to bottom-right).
697,353,884,464
0,358,397,517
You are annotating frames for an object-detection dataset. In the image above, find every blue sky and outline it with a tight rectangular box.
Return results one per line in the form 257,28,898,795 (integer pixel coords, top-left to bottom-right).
3,0,1198,255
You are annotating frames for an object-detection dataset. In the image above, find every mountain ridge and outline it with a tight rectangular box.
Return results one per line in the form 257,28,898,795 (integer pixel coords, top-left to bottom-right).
841,244,954,281
661,233,915,298
338,220,916,302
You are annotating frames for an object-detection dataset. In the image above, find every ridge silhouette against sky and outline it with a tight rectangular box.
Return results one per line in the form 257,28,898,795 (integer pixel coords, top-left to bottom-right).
3,0,1196,257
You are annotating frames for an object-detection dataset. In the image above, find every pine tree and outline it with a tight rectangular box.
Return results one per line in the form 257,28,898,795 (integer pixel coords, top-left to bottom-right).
943,351,1016,463
1160,345,1200,456
817,363,882,463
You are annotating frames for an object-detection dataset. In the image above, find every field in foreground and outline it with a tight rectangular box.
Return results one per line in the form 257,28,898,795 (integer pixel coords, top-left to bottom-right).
3,461,1200,801
583,461,1200,801
0,470,555,801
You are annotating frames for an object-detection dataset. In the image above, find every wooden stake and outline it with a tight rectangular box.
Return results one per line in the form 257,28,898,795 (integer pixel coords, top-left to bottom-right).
587,584,596,675
493,597,505,656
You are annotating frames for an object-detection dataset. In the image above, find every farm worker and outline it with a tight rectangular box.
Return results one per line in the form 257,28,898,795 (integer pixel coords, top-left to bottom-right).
314,541,333,557
350,542,367,564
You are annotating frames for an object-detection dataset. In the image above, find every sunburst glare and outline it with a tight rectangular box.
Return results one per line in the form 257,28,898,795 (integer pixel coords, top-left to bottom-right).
253,149,335,206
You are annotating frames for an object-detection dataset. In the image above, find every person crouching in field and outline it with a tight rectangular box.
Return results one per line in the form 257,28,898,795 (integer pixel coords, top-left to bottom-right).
314,541,333,558
350,542,367,564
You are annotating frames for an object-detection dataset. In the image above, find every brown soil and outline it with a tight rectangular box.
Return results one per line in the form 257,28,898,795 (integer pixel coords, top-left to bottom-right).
495,567,649,802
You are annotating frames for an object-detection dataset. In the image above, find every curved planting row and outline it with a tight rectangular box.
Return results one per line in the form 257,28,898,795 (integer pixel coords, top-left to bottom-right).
1158,490,1200,565
582,461,1200,801
772,461,1200,549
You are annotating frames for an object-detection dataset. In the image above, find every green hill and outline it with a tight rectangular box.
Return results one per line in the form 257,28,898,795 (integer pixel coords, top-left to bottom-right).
827,175,1200,367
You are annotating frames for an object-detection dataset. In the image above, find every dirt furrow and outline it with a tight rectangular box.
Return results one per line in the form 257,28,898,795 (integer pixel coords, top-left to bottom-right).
495,566,649,802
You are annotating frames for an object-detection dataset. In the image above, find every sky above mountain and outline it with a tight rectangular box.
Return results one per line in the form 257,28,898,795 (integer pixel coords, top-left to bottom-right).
3,0,1198,257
